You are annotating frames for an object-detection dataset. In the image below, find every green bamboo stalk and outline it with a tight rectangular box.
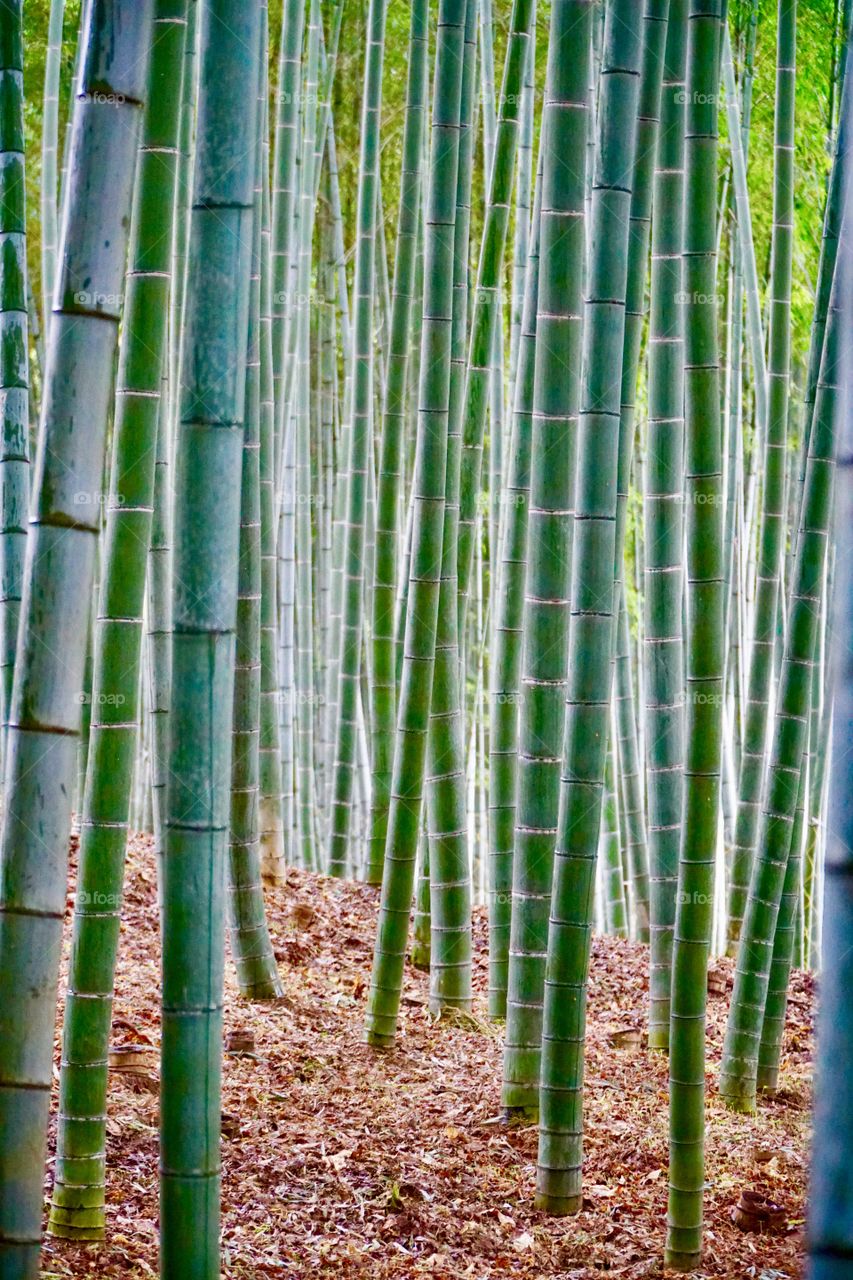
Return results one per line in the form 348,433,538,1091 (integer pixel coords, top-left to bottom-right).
147,0,199,864
456,0,535,627
258,25,286,881
292,0,322,870
159,2,261,1272
56,1,83,220
314,199,336,822
411,824,431,969
808,239,853,1271
364,0,467,1048
501,0,591,1118
719,259,839,1119
721,26,767,442
481,0,506,579
325,0,389,875
614,0,669,600
425,0,476,1015
47,1,188,1243
0,0,29,742
609,0,671,937
789,30,849,619
40,0,64,328
726,0,796,954
367,0,428,884
804,652,832,966
0,6,153,1273
479,0,496,178
146,394,172,861
509,13,535,398
487,148,543,1020
645,0,686,1051
227,21,284,1002
664,2,724,1267
614,595,650,942
535,0,643,1212
723,9,757,728
271,0,306,426
320,116,353,791
602,743,629,937
278,394,297,860
755,761,805,1095
76,584,96,816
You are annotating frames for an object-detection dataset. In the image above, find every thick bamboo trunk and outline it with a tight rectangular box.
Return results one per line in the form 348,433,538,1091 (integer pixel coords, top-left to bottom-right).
159,3,261,1271
0,6,153,1273
49,0,188,1241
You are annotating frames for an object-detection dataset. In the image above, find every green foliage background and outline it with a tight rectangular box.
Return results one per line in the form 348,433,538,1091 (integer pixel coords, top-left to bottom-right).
18,0,841,387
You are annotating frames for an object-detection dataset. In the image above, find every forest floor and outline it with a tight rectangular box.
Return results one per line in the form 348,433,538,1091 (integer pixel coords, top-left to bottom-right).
42,834,813,1279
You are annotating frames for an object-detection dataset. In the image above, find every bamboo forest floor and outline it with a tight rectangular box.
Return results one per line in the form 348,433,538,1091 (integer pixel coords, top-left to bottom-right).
42,835,814,1279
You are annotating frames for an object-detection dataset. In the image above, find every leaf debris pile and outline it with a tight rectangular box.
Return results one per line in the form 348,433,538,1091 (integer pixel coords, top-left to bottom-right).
43,834,813,1278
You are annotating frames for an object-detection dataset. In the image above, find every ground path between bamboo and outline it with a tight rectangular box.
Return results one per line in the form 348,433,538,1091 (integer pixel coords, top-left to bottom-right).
42,834,813,1278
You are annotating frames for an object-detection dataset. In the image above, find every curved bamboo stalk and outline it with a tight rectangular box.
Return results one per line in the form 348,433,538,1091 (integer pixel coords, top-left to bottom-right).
755,761,805,1093
719,256,839,1118
726,0,796,954
455,0,535,626
364,0,467,1048
721,25,767,441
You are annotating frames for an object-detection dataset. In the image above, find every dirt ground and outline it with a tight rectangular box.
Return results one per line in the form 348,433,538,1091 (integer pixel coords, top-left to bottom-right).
41,835,813,1278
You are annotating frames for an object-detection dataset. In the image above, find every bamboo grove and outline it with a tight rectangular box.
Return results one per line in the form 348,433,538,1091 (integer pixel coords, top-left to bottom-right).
0,0,852,1276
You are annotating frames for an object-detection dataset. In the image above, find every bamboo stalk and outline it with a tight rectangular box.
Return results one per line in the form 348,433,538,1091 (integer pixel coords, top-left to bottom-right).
0,6,153,1271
